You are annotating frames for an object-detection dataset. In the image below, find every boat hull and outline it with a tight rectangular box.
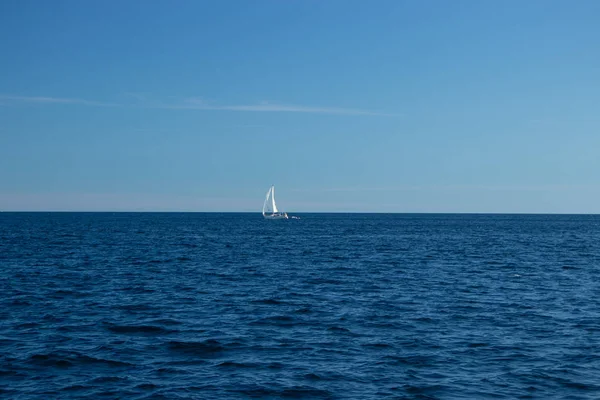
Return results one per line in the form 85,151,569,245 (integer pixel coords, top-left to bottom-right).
263,213,288,220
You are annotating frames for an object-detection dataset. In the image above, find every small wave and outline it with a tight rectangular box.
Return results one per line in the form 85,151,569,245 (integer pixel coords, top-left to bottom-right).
280,386,333,398
148,318,182,326
42,313,59,321
216,360,257,368
118,286,155,294
468,343,489,348
231,385,277,397
70,354,133,368
89,376,128,383
117,303,157,312
236,384,333,398
60,384,91,392
91,390,139,397
105,323,175,335
57,324,92,333
251,315,296,326
156,367,188,374
294,307,312,314
51,289,91,298
381,355,435,367
361,342,393,349
136,383,160,390
306,278,343,285
10,299,31,306
304,373,323,380
168,339,226,356
0,338,17,346
326,326,354,334
28,354,73,368
559,379,600,391
414,316,436,323
28,352,133,368
0,369,21,377
252,298,285,305
403,383,448,395
16,322,40,329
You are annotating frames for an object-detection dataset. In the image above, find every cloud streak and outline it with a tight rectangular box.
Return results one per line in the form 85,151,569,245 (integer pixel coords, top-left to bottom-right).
293,184,600,192
0,94,395,116
169,98,395,116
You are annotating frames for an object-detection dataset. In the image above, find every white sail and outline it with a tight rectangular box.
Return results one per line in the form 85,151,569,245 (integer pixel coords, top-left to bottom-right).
270,186,278,213
262,187,271,216
263,186,275,215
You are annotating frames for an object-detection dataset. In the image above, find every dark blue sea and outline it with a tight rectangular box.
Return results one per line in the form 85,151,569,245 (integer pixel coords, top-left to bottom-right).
1,213,600,399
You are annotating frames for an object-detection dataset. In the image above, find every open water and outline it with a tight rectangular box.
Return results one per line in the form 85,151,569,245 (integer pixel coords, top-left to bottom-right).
1,212,600,399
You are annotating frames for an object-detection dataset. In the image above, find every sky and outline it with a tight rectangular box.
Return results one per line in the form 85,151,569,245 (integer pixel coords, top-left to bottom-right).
1,0,599,212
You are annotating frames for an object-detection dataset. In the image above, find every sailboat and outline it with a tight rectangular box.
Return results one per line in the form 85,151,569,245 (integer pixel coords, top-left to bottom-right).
262,185,288,219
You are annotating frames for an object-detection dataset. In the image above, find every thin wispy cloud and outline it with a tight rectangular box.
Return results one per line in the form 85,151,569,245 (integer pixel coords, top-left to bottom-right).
0,94,396,116
293,184,600,192
172,98,395,116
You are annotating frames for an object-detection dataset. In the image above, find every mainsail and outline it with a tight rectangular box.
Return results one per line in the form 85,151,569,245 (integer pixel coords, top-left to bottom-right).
263,187,272,215
270,186,278,213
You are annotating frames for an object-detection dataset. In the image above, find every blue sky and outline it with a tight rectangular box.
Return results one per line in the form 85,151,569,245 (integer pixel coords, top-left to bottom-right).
1,0,599,212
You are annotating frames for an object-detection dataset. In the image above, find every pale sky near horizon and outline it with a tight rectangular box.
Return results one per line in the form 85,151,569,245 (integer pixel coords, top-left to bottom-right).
1,0,599,212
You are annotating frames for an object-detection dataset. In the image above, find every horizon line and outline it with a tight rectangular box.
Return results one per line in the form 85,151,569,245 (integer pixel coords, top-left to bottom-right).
1,210,598,215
